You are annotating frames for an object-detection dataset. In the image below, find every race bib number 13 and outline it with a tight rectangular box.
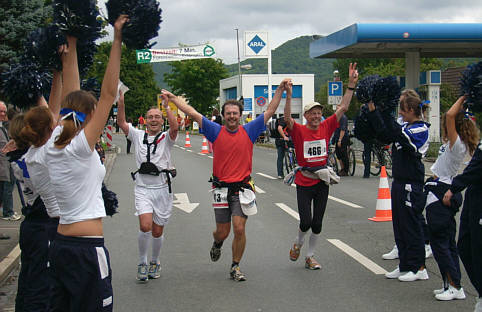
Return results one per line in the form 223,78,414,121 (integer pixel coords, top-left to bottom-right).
303,139,326,162
212,187,229,208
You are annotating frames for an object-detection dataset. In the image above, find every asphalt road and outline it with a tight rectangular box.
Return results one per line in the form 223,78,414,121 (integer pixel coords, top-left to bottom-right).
104,133,477,312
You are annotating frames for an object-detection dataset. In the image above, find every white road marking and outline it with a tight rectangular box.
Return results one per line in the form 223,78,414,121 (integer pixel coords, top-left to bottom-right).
328,196,363,208
208,156,213,159
255,186,265,194
256,172,277,180
179,147,186,150
187,150,193,153
173,193,199,213
327,239,387,275
275,203,299,220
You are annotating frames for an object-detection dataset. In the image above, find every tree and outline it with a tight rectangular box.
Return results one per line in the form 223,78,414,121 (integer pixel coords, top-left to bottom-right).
0,0,50,72
164,58,228,115
87,42,160,120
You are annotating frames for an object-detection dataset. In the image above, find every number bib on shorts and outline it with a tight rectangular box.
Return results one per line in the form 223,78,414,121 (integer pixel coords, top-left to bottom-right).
212,187,229,208
303,139,326,162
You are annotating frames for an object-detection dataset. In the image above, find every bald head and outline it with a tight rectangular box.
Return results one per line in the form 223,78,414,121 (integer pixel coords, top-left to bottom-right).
0,101,7,122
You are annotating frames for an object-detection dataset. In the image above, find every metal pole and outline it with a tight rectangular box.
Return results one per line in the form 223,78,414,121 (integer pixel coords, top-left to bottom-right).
235,28,242,100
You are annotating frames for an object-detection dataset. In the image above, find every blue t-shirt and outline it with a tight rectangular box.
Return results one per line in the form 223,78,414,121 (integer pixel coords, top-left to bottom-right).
200,113,266,143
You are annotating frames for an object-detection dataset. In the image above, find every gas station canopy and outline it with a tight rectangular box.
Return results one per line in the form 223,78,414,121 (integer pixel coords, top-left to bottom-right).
310,23,482,59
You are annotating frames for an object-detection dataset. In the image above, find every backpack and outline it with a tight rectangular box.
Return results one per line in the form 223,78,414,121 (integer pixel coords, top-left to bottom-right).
268,118,281,139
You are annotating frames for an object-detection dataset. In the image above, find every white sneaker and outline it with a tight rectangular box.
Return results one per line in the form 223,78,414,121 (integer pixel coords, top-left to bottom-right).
398,269,429,282
475,298,482,312
435,285,466,301
425,244,433,259
433,287,447,295
382,245,399,260
385,267,407,279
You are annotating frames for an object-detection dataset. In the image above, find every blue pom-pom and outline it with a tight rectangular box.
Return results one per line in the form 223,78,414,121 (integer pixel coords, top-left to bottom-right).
102,183,118,217
81,77,101,98
53,0,102,41
460,61,482,113
106,0,162,49
77,39,98,77
354,105,375,144
24,25,66,71
356,75,381,104
1,60,51,109
372,76,401,112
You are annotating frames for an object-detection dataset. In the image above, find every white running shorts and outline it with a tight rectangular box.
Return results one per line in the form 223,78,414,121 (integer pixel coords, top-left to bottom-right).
134,185,173,226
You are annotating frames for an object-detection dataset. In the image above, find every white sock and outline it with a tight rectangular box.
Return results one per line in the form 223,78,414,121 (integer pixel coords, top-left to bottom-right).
296,230,307,246
138,231,152,265
306,233,320,258
151,235,164,264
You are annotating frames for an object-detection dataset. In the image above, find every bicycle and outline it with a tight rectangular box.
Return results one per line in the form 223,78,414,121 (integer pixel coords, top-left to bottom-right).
327,145,338,174
284,141,297,175
327,134,356,176
364,142,392,177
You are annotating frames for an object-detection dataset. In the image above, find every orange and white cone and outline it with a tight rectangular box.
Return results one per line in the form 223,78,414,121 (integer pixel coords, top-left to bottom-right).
184,131,191,148
200,136,210,154
368,166,392,222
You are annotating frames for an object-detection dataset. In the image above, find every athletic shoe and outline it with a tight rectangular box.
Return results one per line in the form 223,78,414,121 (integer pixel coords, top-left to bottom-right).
2,212,21,221
398,269,429,282
210,242,221,262
148,261,161,279
277,175,284,179
425,244,433,259
475,298,482,312
230,265,246,281
305,256,321,270
136,264,148,282
289,243,301,261
435,285,466,301
382,245,399,260
433,287,447,295
385,267,406,279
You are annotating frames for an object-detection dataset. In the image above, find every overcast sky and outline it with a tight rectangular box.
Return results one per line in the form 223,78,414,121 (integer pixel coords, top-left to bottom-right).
98,0,482,65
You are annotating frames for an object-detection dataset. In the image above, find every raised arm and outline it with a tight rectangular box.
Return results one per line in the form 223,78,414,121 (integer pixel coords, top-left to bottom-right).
445,95,465,148
161,94,178,140
161,89,204,127
335,63,358,121
116,91,129,135
61,36,80,99
48,70,63,124
264,78,291,124
284,81,294,130
84,15,128,149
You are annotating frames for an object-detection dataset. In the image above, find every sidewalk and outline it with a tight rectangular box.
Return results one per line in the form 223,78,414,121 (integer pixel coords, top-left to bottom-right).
0,149,118,286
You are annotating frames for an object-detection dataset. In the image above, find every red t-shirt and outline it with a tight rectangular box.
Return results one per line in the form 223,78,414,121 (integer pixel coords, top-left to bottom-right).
288,114,339,186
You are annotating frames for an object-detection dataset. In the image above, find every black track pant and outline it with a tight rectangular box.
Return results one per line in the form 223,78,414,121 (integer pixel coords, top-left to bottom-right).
296,181,329,234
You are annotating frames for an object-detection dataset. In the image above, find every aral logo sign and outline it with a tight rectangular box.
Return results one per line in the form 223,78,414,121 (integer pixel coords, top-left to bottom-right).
203,45,215,57
248,35,266,54
244,31,269,58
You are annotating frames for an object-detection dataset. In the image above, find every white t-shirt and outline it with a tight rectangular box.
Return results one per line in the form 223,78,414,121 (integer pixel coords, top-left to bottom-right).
430,136,467,184
24,131,61,218
46,126,106,224
127,124,176,188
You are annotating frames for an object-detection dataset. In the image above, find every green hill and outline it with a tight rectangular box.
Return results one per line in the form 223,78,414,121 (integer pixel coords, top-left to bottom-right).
225,35,334,92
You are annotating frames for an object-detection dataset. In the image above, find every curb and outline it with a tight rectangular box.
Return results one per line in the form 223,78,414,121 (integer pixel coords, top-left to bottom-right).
0,147,119,286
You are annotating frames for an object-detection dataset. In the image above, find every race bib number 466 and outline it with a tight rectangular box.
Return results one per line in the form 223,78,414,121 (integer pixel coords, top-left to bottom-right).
303,139,326,162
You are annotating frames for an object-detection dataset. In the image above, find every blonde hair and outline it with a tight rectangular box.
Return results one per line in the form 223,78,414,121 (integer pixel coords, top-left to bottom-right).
55,90,97,148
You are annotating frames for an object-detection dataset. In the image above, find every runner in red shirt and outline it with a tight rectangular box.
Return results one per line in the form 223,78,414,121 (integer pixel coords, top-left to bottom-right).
285,63,358,270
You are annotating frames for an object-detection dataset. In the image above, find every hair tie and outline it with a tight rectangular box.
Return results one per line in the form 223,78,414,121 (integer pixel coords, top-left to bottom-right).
60,108,86,128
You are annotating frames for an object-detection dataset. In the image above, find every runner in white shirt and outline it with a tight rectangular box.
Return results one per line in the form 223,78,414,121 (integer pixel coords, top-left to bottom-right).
117,91,178,282
425,95,480,301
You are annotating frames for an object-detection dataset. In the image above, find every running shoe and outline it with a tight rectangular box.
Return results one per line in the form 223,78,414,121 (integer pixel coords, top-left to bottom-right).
230,265,246,281
210,241,221,262
289,243,301,261
305,256,321,270
382,245,399,260
2,212,21,221
425,244,433,259
148,261,161,279
136,264,148,282
435,285,466,301
398,269,429,282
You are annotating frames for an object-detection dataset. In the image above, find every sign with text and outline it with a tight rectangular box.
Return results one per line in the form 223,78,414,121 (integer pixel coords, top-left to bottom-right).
328,81,343,106
157,94,178,116
244,31,269,58
244,98,253,111
136,44,216,63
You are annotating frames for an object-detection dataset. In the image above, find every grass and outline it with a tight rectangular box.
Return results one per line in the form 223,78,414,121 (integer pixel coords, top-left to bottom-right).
426,142,442,160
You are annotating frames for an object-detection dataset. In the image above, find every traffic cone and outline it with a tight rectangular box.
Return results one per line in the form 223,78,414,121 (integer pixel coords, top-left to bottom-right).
184,131,191,148
200,136,210,154
368,166,392,222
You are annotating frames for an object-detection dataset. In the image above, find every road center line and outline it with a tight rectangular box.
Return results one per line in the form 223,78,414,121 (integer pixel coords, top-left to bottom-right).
256,172,276,180
179,147,185,150
275,203,299,220
327,239,387,275
328,196,363,208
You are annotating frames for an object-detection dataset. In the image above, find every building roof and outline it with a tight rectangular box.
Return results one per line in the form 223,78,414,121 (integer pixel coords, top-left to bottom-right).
310,23,482,59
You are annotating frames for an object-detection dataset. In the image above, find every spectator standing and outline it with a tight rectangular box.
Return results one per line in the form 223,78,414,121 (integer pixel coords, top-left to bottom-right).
363,141,372,178
332,113,349,176
0,101,20,220
275,116,289,179
138,115,145,130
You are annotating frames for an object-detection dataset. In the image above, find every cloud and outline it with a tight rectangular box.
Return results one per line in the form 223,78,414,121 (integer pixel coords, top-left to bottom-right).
98,0,482,64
